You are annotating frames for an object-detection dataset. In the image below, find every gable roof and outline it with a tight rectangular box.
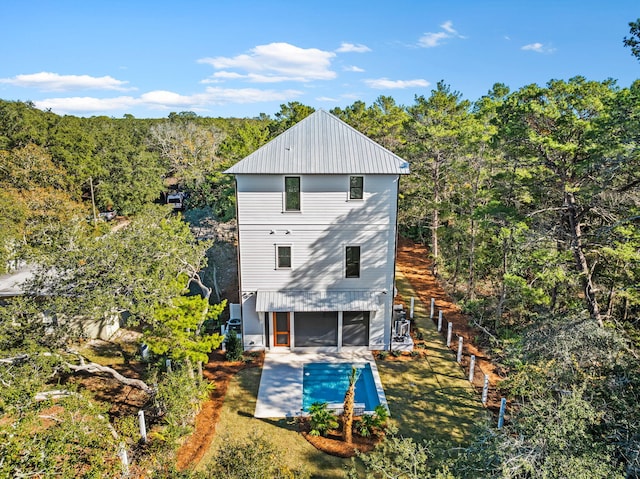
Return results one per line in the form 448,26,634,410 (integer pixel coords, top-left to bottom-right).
224,109,410,175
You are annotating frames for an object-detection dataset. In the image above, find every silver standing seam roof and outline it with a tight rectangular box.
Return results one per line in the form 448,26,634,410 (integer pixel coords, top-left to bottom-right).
224,109,410,175
255,290,382,312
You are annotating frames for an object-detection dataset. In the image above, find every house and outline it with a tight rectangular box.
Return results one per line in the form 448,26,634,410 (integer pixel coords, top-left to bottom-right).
225,110,409,351
0,263,120,340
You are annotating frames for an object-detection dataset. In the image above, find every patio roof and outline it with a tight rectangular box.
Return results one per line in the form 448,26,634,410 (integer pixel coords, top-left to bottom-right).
255,290,383,312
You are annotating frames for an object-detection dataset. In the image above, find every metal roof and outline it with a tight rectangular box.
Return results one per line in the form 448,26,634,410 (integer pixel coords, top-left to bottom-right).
255,290,383,312
225,110,410,175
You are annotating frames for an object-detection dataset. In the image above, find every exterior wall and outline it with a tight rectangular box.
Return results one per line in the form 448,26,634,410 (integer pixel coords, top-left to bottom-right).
236,173,399,350
240,293,264,350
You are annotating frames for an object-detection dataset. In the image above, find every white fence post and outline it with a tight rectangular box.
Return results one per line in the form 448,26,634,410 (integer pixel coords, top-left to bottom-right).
138,410,147,443
165,358,172,373
410,297,415,319
118,443,129,475
438,310,443,332
468,355,476,382
446,322,453,347
430,298,435,319
457,336,463,362
482,374,489,405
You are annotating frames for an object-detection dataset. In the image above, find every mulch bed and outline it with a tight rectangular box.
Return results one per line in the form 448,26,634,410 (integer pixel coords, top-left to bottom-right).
298,417,382,458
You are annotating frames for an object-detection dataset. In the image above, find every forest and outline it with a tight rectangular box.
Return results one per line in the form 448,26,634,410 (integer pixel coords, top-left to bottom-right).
0,24,639,479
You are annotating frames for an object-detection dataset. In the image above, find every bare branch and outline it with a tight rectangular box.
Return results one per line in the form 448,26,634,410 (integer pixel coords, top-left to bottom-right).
65,362,154,395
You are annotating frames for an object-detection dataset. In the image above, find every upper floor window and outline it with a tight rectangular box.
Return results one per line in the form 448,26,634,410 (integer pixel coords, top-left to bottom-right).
345,246,360,278
285,176,300,211
349,176,363,200
277,245,292,269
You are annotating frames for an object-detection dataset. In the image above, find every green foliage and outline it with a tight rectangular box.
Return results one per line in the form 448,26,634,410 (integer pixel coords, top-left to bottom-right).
358,404,390,438
307,402,338,437
225,329,243,361
268,102,315,137
0,392,121,479
350,432,454,479
153,366,214,439
145,294,225,364
205,430,309,479
624,18,640,61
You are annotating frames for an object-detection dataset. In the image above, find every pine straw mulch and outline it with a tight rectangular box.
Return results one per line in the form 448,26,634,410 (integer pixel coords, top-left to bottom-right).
298,417,383,458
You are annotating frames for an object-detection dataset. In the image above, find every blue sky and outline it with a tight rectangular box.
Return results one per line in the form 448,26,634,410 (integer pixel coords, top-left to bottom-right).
1,0,638,119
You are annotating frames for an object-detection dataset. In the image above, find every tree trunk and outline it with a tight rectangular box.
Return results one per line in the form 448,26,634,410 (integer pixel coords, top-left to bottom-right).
496,235,509,323
342,367,357,445
431,161,440,277
565,192,603,327
467,217,477,300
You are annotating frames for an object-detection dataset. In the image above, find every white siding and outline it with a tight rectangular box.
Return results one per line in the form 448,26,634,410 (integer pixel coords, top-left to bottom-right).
235,175,397,226
236,172,399,350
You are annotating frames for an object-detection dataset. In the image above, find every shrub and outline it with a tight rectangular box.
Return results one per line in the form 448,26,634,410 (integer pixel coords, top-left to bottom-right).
206,430,309,479
152,367,213,439
308,402,338,437
225,329,243,362
377,351,389,360
358,404,390,437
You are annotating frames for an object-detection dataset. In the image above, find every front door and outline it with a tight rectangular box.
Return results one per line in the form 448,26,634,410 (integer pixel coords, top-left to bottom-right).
274,312,290,347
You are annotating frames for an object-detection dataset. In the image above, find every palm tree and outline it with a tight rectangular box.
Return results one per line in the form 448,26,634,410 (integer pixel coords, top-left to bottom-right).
342,366,359,444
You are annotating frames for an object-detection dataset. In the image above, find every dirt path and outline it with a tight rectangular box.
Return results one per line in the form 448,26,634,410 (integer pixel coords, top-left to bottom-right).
395,237,503,409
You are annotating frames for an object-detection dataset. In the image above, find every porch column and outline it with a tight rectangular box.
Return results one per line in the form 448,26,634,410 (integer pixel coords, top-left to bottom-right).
290,312,295,350
337,311,343,352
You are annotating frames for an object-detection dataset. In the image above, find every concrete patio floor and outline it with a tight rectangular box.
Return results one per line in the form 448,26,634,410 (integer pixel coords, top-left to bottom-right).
254,350,388,418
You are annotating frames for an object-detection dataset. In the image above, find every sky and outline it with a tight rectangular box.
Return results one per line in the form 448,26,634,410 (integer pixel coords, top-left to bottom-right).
1,0,638,119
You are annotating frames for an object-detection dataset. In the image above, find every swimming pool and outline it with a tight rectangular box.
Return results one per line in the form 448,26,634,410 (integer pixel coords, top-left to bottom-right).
302,362,380,413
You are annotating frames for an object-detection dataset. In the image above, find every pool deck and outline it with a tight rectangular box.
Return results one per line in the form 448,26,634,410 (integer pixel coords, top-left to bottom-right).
254,350,388,418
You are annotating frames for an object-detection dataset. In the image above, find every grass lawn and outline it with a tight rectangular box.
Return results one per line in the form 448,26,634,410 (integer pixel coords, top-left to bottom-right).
377,272,487,443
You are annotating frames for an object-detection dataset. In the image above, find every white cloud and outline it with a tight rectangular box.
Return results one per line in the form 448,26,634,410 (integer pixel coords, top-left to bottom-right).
139,90,195,106
336,42,371,53
316,96,339,102
418,21,465,48
34,87,303,115
418,31,449,48
35,96,139,113
0,72,132,91
344,65,365,72
521,42,556,53
198,42,336,82
522,42,544,52
204,71,305,83
365,78,430,89
200,87,302,104
441,21,457,34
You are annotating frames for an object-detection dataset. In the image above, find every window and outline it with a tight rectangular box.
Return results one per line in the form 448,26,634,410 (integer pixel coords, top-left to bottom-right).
277,245,292,269
349,176,363,200
285,176,300,211
345,246,360,278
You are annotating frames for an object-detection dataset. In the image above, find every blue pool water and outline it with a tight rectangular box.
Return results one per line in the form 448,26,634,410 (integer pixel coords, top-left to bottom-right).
302,362,380,412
